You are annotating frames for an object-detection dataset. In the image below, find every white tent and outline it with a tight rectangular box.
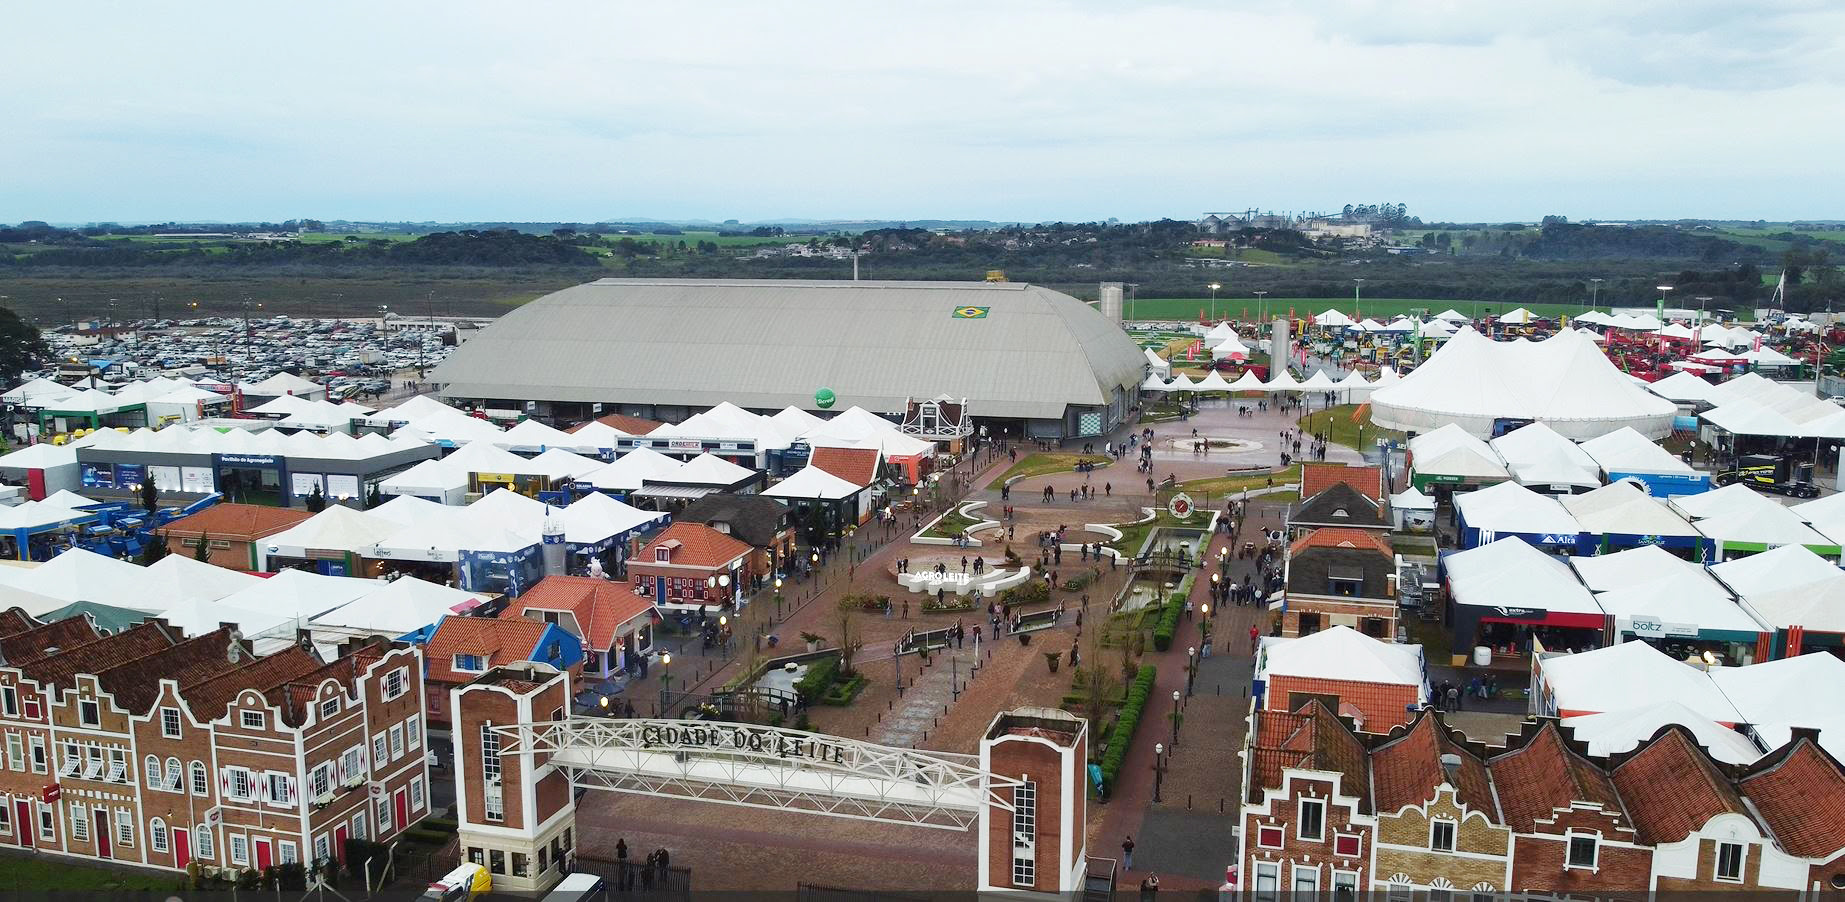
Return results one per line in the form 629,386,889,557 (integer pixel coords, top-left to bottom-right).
579,447,685,492
1228,370,1268,392
1369,327,1677,440
2,378,76,405
370,506,534,561
1312,309,1355,328
1334,370,1372,391
1563,701,1765,765
1211,337,1252,360
1378,318,1415,333
1578,427,1699,481
0,547,145,604
1262,369,1300,392
1164,373,1197,392
1444,537,1602,618
1433,309,1471,323
1498,307,1536,324
764,465,862,501
1204,322,1239,343
1674,486,1838,556
1257,625,1425,691
1570,543,1705,593
238,371,325,401
1407,423,1511,484
1143,348,1172,378
1574,310,1611,326
1490,421,1602,489
1571,327,1606,344
1298,370,1338,391
308,576,488,640
1388,485,1435,511
803,406,932,458
1593,569,1765,639
39,489,100,508
1655,322,1696,340
1454,480,1582,538
1793,491,1845,540
378,458,468,504
1354,318,1387,333
1708,543,1844,597
556,491,666,546
1418,319,1457,339
770,406,829,435
525,448,606,480
366,494,449,526
1740,346,1801,367
258,504,405,566
1193,370,1232,392
495,418,590,453
1538,640,1741,722
669,453,758,487
142,554,265,609
1559,482,1700,541
1643,371,1722,406
1141,373,1173,392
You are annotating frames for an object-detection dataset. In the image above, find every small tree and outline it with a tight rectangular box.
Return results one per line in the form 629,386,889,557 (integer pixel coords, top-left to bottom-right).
194,531,211,562
138,533,170,565
305,484,326,513
139,477,158,515
834,595,867,677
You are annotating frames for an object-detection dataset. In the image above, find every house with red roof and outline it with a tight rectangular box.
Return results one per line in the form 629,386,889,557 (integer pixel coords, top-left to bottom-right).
503,575,656,680
1281,527,1400,639
422,616,582,729
628,521,755,610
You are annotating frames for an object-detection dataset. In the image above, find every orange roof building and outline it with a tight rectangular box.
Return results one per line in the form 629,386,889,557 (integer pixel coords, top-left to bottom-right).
629,521,756,609
504,576,657,679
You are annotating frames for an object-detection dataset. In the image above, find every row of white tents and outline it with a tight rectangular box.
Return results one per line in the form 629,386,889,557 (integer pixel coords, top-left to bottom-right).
1142,366,1400,394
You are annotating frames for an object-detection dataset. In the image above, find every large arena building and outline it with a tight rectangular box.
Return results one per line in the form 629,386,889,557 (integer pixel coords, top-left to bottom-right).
431,278,1148,439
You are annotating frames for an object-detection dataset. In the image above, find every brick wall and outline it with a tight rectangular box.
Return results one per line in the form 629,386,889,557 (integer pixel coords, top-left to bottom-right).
455,689,521,830
1656,837,1783,894
1243,774,1372,895
1510,815,1651,899
1374,788,1511,891
1264,675,1417,731
985,738,1066,894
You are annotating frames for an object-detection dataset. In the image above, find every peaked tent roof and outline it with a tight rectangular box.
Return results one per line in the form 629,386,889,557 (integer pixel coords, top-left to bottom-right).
1259,625,1425,687
579,447,685,492
1563,701,1765,765
1454,480,1583,537
1539,640,1743,723
764,465,862,501
1559,481,1701,539
1444,537,1601,616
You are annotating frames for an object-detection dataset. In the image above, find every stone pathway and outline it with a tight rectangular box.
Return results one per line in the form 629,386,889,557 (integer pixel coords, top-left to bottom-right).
873,644,978,747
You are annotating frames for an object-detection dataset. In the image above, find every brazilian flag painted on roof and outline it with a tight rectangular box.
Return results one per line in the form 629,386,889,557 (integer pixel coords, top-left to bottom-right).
952,306,990,319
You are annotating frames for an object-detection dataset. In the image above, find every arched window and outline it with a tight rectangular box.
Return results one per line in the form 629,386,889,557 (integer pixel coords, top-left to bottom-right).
191,760,208,796
143,755,161,788
195,823,214,859
165,757,182,791
150,817,168,852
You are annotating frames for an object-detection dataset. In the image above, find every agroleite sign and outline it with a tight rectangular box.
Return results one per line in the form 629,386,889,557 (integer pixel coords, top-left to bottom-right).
639,723,849,764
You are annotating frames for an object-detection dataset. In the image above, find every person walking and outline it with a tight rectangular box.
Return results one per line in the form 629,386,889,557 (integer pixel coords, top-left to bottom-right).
616,838,632,891
1122,835,1136,871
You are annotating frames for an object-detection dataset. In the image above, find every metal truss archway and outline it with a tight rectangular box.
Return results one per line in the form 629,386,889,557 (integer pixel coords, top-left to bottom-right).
493,717,1017,830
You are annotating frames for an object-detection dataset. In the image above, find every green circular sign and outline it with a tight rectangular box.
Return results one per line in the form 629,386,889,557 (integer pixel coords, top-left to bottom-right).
815,388,836,409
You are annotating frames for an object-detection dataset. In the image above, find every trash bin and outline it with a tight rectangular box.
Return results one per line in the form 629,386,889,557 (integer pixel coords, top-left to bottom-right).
1473,646,1492,667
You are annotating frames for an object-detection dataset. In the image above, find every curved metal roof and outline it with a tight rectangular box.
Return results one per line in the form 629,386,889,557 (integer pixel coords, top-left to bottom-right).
432,279,1144,419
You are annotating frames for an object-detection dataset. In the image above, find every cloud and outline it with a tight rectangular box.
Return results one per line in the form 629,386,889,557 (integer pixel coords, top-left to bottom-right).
1,0,1841,222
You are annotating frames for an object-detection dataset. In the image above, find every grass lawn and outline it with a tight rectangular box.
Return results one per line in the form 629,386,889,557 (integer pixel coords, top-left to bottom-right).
1108,509,1209,556
1406,616,1455,667
1174,464,1302,501
1128,297,1609,323
1301,404,1404,451
987,453,1109,490
922,506,982,539
0,853,178,891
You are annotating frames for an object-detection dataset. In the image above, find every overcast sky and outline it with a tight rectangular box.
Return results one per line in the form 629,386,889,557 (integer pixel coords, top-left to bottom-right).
6,1,1843,224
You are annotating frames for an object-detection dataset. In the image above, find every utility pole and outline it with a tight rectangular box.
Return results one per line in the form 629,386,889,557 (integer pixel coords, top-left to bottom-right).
1589,277,1603,315
1254,290,1268,324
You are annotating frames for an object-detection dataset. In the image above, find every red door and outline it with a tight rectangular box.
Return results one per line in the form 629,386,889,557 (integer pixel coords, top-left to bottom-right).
254,837,273,870
94,807,110,858
393,788,409,834
333,825,347,863
173,828,191,870
14,800,32,848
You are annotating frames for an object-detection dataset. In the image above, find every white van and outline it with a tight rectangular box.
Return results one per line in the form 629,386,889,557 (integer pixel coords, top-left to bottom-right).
542,872,607,902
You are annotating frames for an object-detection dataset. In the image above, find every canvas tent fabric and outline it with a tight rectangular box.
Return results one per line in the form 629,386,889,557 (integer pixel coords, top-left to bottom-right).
1443,537,1602,617
1579,427,1699,478
1562,702,1765,765
259,504,405,559
1453,480,1583,542
1538,640,1743,722
1708,543,1845,598
377,458,468,503
1258,625,1425,689
1408,424,1511,485
1569,544,1705,593
764,465,862,501
1592,570,1765,639
1489,421,1603,489
1674,486,1839,557
308,576,488,642
579,447,685,492
1559,482,1701,543
1368,327,1677,440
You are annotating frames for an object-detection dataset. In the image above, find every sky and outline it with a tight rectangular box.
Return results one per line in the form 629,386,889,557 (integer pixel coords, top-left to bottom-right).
5,0,1844,225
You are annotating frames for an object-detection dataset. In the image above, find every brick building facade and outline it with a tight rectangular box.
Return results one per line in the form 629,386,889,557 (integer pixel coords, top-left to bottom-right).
0,612,428,876
1241,703,1845,898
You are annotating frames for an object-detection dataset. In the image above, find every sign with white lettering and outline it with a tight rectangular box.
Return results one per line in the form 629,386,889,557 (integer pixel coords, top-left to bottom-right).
638,723,850,765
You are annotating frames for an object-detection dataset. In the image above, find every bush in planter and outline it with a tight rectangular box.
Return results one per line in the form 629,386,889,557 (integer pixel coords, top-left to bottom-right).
793,655,840,704
1151,593,1185,652
1061,571,1095,592
1044,651,1061,673
1001,580,1050,608
1099,664,1158,793
821,675,867,705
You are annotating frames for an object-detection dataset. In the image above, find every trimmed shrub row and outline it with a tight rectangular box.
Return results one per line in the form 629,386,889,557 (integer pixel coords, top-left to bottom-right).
1151,592,1185,651
793,655,841,704
1099,664,1159,794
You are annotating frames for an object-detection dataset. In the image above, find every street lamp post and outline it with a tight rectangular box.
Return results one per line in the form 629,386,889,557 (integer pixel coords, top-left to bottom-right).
1254,290,1268,324
1152,743,1166,802
1353,278,1365,313
1171,689,1182,747
1588,277,1603,315
661,651,671,690
773,576,784,618
1186,646,1197,696
1208,283,1221,324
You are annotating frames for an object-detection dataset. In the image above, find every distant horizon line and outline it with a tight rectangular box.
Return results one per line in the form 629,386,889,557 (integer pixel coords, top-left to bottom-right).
15,215,1845,230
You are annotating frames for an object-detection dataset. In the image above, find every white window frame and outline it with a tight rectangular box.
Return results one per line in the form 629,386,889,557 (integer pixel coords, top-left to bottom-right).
196,824,214,860
107,747,128,783
240,710,265,731
115,808,133,847
151,817,169,853
165,757,183,791
69,803,88,841
267,772,290,807
1331,870,1359,900
389,724,404,760
452,654,484,673
78,698,100,727
411,775,426,812
1430,817,1457,852
37,802,54,841
160,707,182,739
313,833,330,865
191,760,209,796
1716,840,1747,883
382,667,408,701
1291,864,1319,895
1256,824,1284,849
28,734,46,774
1565,830,1600,871
279,839,298,865
229,833,249,866
59,740,79,776
5,732,22,771
228,766,252,802
319,697,340,720
1297,797,1326,841
144,755,161,788
1252,861,1280,902
407,715,422,750
0,685,15,716
376,797,393,833
372,734,388,771
311,762,333,799
351,810,367,841
0,800,10,835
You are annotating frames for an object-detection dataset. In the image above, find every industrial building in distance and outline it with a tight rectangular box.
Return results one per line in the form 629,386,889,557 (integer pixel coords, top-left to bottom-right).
430,279,1147,440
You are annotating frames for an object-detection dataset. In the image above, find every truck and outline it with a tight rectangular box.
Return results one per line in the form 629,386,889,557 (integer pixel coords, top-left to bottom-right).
1714,453,1819,498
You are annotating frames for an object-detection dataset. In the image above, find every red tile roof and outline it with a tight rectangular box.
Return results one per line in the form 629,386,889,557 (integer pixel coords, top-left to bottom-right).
1289,527,1394,558
266,642,392,727
810,447,880,488
179,645,324,720
568,413,664,436
19,620,180,690
636,521,754,570
1300,463,1384,503
1371,711,1497,817
1488,722,1624,832
506,576,656,652
0,615,101,666
1247,700,1373,813
95,628,243,712
0,608,36,638
162,503,314,541
1739,739,1845,858
1612,727,1748,845
425,616,552,685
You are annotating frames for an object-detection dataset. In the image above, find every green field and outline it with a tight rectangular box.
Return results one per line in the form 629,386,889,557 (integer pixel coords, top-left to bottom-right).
0,274,580,322
602,230,796,247
1127,297,1608,323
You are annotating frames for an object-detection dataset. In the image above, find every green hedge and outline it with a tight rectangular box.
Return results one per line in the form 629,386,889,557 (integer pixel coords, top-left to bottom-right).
1001,579,1050,608
794,655,841,704
821,674,866,706
1151,592,1185,651
1100,664,1159,794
